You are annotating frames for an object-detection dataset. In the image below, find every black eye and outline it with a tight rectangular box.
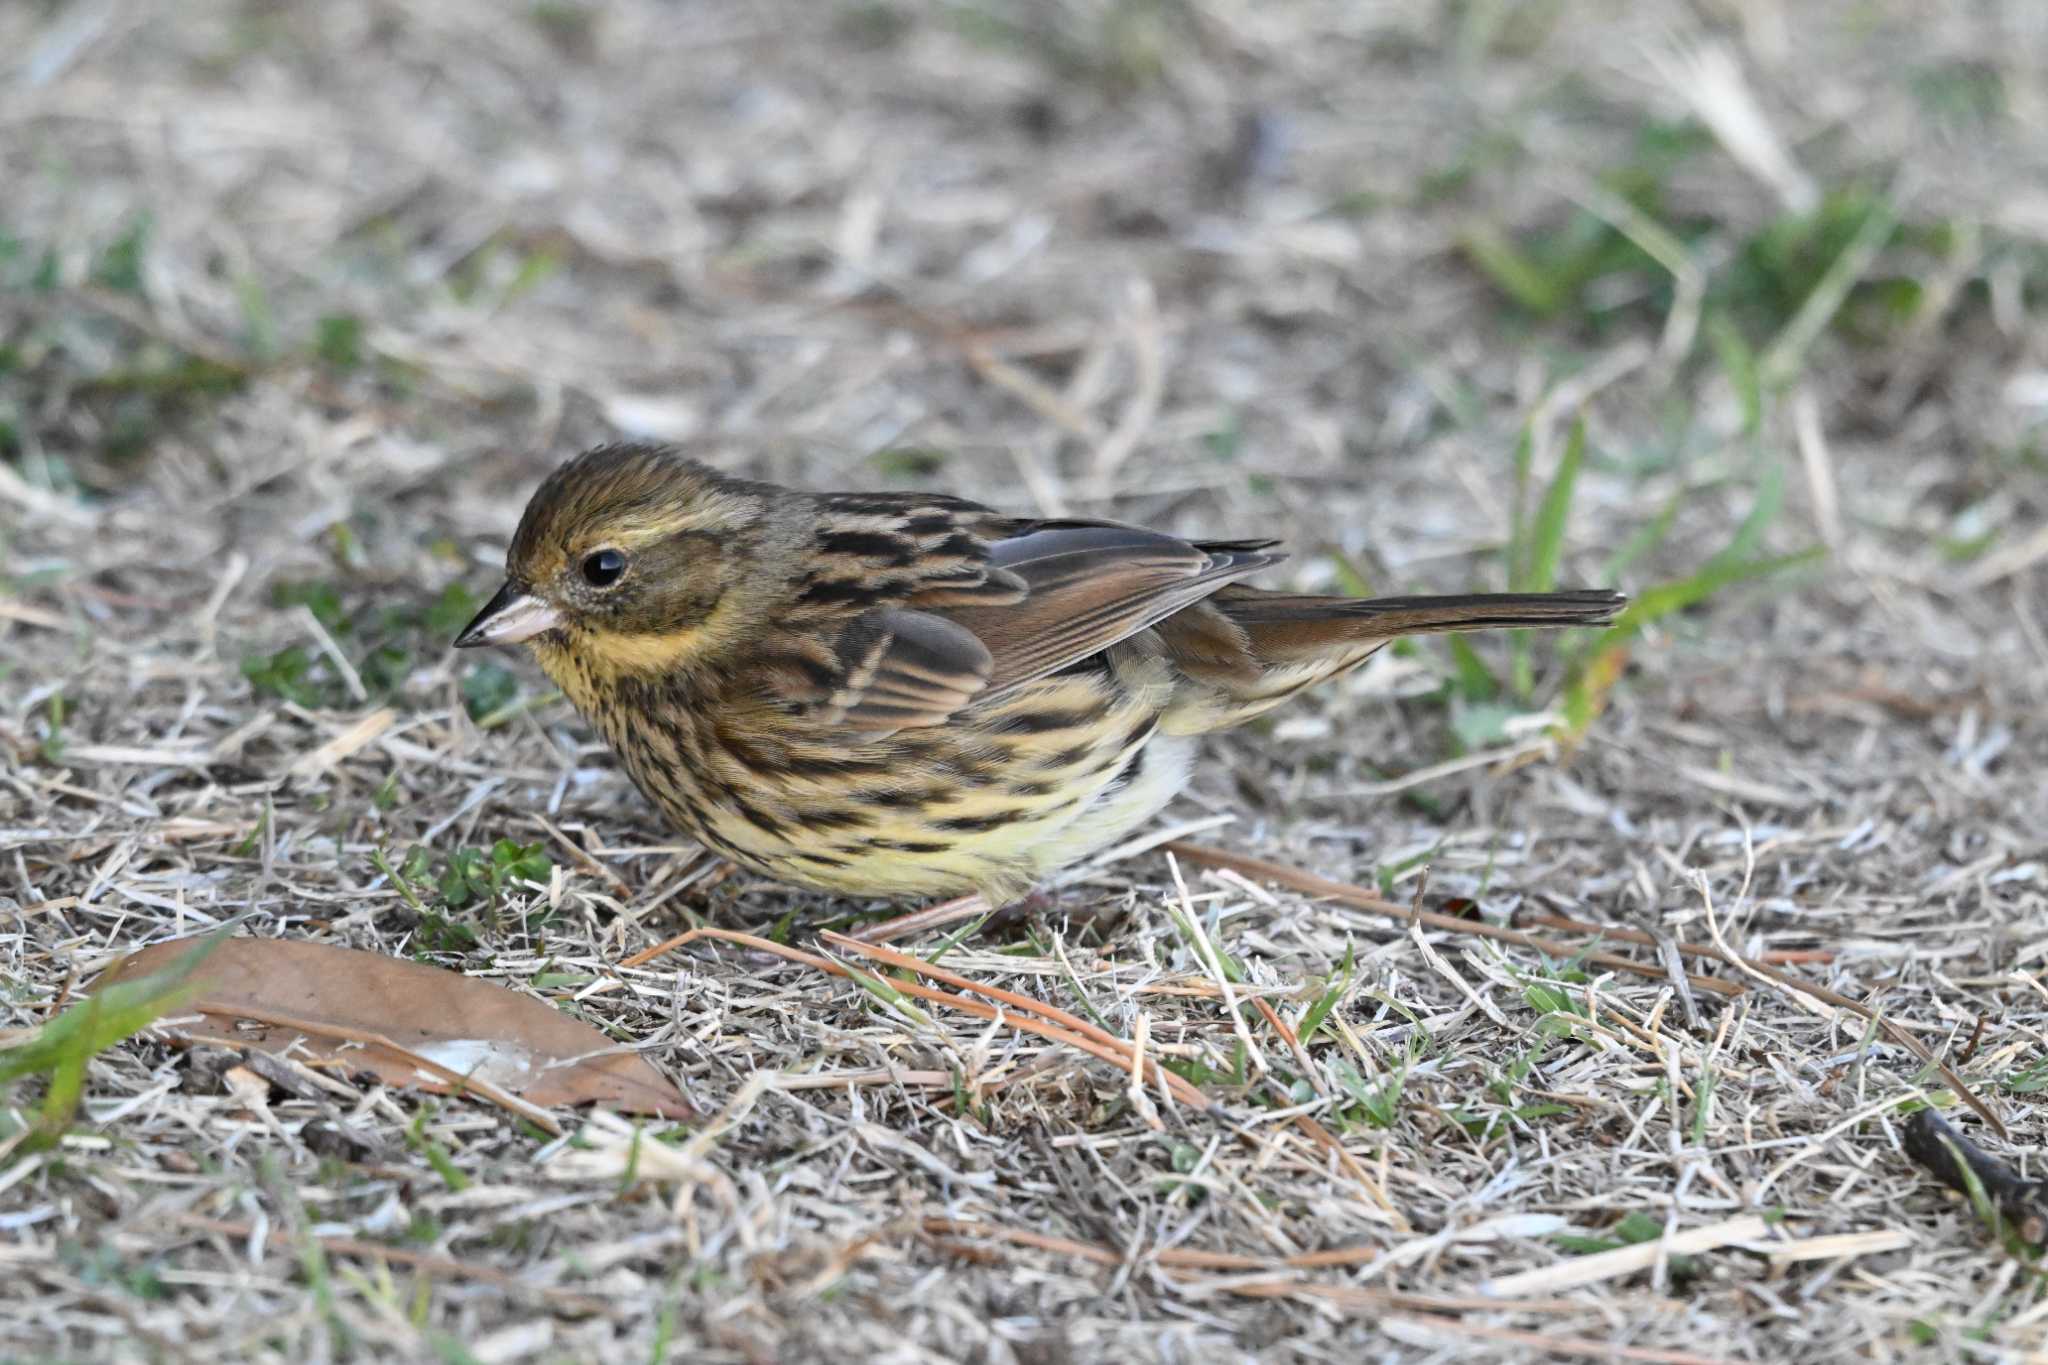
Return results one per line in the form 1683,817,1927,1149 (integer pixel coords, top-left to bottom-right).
581,549,626,587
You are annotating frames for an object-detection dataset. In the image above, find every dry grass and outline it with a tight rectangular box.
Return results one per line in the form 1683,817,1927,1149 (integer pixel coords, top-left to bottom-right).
4,1,2048,1360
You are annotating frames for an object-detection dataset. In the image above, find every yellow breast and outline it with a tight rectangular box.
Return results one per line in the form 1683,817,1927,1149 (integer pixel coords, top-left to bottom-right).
551,655,1180,902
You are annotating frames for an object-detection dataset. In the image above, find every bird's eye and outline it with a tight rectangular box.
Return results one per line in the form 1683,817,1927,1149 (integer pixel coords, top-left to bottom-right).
581,549,627,588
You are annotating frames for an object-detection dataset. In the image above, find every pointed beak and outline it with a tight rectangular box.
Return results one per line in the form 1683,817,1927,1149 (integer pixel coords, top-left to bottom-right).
453,580,562,648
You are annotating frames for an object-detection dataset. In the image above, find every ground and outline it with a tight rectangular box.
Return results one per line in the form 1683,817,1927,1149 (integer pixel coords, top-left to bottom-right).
4,2,2048,1361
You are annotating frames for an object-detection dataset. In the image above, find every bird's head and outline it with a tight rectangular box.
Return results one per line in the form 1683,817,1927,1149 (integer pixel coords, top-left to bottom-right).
454,443,785,679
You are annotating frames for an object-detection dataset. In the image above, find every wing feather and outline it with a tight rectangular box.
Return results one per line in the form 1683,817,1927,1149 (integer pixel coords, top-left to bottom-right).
757,494,1281,731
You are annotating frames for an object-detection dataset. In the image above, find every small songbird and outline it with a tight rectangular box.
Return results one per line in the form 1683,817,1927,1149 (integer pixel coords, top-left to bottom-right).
456,443,1624,906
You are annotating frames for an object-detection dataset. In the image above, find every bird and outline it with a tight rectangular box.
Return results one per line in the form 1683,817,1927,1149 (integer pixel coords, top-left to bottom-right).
455,443,1624,908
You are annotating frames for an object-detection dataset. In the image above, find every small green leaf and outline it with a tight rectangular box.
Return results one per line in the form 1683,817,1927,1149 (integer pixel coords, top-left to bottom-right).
460,663,519,721
315,314,364,370
237,274,276,359
242,646,323,705
438,847,489,907
2000,1053,2048,1094
842,964,931,1026
1331,1057,1404,1129
272,581,349,633
489,839,552,887
1296,941,1355,1043
1553,1209,1669,1254
93,214,153,295
870,447,950,479
1203,409,1243,461
360,644,414,695
1523,982,1579,1016
405,1109,471,1193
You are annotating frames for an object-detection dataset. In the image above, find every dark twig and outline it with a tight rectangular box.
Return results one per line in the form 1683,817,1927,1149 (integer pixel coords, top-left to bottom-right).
1901,1109,2048,1248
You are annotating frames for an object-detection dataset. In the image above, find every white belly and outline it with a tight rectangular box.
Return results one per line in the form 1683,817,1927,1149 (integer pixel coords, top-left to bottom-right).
1023,732,1197,882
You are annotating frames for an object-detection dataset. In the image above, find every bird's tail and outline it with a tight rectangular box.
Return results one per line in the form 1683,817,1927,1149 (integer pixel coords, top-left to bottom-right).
1154,587,1625,735
1210,587,1625,657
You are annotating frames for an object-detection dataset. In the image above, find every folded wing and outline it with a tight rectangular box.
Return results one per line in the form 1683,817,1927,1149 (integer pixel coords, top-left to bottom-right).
763,498,1281,732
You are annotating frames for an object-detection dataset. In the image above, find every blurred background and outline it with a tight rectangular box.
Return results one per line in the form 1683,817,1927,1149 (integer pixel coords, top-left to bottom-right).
5,2,2048,1358
5,2,2044,813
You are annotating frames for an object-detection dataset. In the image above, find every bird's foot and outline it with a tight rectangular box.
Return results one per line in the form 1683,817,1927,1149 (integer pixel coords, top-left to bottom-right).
850,888,1054,945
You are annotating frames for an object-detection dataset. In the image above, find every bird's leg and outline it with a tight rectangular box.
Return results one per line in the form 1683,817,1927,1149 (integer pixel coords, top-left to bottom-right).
994,888,1132,943
979,889,1058,934
852,889,1053,945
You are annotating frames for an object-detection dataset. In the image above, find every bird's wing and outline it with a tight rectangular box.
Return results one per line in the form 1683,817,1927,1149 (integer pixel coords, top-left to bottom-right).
953,523,1281,692
757,494,1281,732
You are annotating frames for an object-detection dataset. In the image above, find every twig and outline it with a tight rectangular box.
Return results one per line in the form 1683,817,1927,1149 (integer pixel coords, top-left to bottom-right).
1248,996,1318,1094
921,1217,1388,1273
1089,277,1164,487
1127,1009,1162,1130
1479,1214,1772,1297
1166,852,1268,1076
848,892,987,944
295,604,367,704
1792,389,1842,548
1366,1316,1737,1365
1901,1109,2048,1247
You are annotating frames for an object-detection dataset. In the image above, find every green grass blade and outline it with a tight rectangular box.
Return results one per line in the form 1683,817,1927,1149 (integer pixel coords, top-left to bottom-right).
1760,195,1898,389
1459,224,1565,317
841,963,932,1027
1525,417,1587,593
1705,314,1762,439
3,928,229,1151
1507,420,1534,591
1446,635,1499,702
1603,547,1822,639
1297,941,1355,1043
0,931,226,1085
1559,545,1820,740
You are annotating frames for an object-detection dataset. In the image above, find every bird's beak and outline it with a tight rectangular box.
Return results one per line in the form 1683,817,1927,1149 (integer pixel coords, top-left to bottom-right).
453,581,562,648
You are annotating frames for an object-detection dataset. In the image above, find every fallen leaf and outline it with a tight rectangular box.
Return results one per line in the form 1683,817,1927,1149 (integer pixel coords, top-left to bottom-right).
99,938,695,1121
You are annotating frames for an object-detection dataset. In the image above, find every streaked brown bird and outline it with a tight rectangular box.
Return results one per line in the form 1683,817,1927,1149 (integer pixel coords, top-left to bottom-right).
456,444,1624,906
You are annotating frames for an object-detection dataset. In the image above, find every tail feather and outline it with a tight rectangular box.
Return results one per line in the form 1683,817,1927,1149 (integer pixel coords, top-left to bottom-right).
1155,587,1625,734
1212,587,1624,659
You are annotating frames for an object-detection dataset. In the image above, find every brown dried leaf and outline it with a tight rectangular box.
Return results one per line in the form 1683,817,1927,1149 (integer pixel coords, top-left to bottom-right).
100,938,695,1121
